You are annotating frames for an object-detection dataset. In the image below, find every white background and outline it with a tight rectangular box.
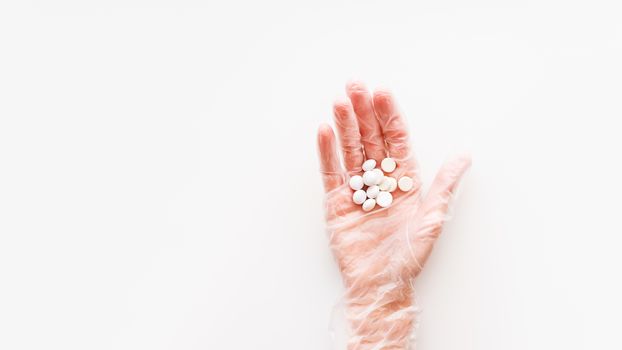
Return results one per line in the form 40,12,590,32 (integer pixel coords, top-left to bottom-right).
1,1,621,349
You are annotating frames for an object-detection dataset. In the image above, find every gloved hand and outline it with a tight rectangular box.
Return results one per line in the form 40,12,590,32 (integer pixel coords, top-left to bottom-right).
317,82,471,350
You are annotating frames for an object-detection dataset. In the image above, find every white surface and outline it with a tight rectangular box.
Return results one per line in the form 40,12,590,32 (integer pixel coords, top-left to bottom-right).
1,1,622,350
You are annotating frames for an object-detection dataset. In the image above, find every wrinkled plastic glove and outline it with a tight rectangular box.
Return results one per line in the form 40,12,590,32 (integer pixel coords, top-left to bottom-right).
317,82,471,350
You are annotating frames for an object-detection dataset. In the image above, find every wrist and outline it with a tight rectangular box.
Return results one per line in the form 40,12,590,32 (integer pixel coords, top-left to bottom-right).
346,283,416,350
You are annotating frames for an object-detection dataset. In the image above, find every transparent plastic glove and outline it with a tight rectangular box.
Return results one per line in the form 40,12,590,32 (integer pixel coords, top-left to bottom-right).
317,82,471,350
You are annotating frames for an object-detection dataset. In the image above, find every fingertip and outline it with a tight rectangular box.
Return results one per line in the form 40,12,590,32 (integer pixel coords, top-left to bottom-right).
448,153,473,174
345,80,369,95
460,154,473,169
332,97,350,110
372,89,395,114
332,98,354,122
318,122,334,136
317,123,334,146
372,87,393,99
317,123,337,158
431,154,472,196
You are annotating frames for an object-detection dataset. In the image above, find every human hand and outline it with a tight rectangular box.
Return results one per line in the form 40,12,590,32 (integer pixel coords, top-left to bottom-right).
317,82,471,349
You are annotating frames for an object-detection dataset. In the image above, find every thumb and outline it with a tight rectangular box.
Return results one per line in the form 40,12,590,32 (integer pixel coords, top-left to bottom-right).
403,154,471,276
418,154,472,240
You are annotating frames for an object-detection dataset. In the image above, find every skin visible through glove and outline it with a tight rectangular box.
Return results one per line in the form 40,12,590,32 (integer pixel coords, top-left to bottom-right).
318,82,471,350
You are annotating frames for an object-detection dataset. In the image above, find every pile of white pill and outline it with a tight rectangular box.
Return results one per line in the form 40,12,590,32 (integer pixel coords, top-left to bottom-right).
348,157,414,211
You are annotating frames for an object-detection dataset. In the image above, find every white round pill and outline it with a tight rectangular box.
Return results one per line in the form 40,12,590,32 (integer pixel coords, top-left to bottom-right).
352,189,367,205
362,159,376,171
349,175,364,190
366,185,380,199
372,168,384,185
398,176,414,191
363,170,378,186
378,176,391,191
387,177,398,192
381,157,397,173
376,191,393,208
362,198,376,212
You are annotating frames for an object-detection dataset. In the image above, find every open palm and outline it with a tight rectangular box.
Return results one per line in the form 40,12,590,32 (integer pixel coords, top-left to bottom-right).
317,82,471,349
